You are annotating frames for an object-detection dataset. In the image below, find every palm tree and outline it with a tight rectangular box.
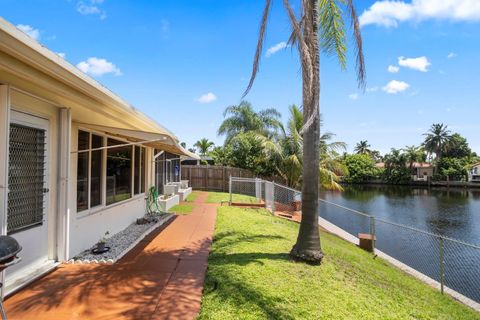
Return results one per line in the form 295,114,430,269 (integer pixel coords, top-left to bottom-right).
423,123,452,171
218,101,282,143
260,105,347,189
354,140,372,155
194,138,214,156
403,145,425,171
244,0,365,264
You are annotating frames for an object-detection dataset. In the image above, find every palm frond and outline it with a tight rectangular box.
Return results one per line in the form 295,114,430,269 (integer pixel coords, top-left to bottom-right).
346,0,366,89
319,0,347,69
243,0,272,98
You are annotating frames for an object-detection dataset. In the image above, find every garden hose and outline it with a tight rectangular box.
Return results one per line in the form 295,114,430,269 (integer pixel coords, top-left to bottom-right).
146,186,161,214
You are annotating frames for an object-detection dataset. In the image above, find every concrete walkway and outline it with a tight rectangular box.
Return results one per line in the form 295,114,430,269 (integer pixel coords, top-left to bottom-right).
4,192,218,320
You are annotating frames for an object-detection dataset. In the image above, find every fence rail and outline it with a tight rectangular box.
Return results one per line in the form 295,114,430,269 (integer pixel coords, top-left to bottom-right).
228,176,480,306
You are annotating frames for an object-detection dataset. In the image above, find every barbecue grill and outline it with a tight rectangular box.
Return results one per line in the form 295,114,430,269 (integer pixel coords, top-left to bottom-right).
0,236,22,320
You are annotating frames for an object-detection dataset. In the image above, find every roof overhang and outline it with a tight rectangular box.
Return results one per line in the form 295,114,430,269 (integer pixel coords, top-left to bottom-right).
74,122,199,159
0,17,195,153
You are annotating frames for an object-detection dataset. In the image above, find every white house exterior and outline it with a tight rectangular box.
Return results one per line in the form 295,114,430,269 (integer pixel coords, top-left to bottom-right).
0,17,197,296
468,163,480,182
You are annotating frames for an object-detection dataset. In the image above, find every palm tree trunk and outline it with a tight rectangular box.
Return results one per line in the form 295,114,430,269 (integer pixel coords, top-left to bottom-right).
290,0,323,264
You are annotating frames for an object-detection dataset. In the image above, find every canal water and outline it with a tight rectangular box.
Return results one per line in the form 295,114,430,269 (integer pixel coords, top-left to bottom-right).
319,185,480,303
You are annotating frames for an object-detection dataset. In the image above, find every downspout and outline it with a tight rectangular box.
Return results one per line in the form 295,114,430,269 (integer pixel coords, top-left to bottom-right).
57,108,71,262
0,85,10,299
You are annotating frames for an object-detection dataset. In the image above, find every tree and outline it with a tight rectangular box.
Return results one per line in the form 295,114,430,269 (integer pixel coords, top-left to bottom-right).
383,148,410,184
261,105,347,189
194,138,214,156
445,133,472,159
180,142,187,149
403,145,426,171
209,146,233,166
354,140,372,155
244,0,365,264
423,123,452,170
218,101,282,144
343,154,380,183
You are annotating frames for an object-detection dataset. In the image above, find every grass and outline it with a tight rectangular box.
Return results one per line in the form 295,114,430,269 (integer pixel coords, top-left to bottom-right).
206,192,260,204
169,204,194,214
185,191,200,202
198,206,480,320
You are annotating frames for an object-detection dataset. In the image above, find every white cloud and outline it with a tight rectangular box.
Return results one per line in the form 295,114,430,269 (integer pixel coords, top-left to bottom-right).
382,80,410,94
360,0,480,28
398,56,430,72
16,24,40,40
196,92,217,104
366,86,379,92
57,52,66,58
77,1,106,19
76,57,121,76
348,93,359,100
387,65,400,73
265,42,287,58
447,52,457,59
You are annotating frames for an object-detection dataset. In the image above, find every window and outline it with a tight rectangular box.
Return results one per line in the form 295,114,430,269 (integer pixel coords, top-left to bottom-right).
106,139,132,205
77,130,148,212
155,150,165,194
134,146,146,195
76,131,89,212
91,135,103,207
77,131,104,212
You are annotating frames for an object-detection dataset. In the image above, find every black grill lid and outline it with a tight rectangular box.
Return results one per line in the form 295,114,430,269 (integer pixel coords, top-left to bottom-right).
0,236,22,263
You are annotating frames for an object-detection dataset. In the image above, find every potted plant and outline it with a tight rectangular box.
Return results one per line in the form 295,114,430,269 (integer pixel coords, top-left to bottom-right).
92,231,110,254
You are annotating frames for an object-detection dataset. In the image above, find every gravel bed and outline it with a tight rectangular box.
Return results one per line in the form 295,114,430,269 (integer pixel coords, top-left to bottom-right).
72,213,173,263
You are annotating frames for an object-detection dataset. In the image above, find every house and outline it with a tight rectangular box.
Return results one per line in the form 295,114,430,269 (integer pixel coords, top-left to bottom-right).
0,17,198,296
468,162,480,182
375,162,434,181
410,162,434,181
181,155,215,166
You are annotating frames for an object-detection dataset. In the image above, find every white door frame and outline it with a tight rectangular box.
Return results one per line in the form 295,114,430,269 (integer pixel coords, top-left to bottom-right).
6,110,51,281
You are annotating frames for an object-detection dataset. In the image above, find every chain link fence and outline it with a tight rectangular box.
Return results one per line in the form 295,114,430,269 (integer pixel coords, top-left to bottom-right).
229,176,480,305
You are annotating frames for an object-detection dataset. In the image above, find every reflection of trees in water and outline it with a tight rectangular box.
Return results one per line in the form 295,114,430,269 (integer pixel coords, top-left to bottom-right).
333,184,479,236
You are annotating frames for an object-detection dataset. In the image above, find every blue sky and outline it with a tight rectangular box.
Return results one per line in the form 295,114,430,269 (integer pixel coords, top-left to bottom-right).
3,0,480,154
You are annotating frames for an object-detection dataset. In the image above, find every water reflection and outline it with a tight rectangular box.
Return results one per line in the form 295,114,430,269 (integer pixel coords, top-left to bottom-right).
319,184,480,302
319,185,480,245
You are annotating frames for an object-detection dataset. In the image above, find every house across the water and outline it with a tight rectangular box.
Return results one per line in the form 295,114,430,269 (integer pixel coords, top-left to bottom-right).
375,162,434,181
468,162,480,182
0,17,198,296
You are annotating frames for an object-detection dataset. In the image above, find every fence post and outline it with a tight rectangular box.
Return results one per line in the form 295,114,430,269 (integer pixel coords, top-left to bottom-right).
264,181,268,209
370,216,376,251
229,175,232,206
271,181,276,213
222,166,225,192
439,236,445,294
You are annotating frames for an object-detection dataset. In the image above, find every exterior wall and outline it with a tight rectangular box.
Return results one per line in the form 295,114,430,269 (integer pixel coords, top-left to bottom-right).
413,167,434,181
68,124,155,258
469,165,480,182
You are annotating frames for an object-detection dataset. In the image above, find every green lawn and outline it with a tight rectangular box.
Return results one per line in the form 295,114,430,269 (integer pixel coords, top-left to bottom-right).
198,206,480,320
169,204,194,214
206,192,260,204
185,191,200,202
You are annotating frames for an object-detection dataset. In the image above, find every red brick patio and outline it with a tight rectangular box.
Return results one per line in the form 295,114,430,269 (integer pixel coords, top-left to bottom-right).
4,192,218,320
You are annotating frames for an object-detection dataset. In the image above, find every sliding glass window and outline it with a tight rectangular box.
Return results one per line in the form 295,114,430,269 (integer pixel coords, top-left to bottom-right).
76,131,89,212
76,131,104,211
90,134,103,207
134,146,146,195
106,139,132,205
